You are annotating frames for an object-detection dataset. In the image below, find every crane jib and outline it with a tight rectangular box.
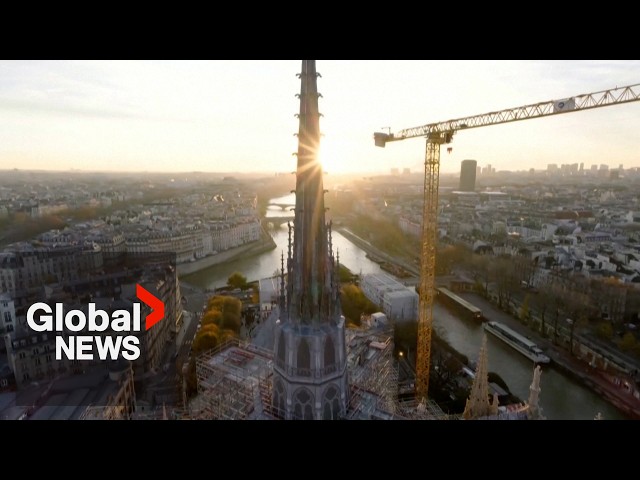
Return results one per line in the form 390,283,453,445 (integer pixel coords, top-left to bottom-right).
375,82,640,146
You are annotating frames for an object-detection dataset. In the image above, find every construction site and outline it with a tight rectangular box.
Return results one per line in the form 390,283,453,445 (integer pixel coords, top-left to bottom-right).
167,64,638,421
178,59,601,422
186,322,452,420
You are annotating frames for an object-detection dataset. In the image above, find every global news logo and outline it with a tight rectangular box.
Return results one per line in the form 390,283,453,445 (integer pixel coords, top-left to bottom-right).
25,284,164,361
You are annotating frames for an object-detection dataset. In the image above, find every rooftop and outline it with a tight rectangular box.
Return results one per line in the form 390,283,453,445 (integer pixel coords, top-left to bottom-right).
0,367,132,420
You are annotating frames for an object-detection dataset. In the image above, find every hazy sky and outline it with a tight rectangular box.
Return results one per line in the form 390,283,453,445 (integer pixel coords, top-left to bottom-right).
0,60,638,175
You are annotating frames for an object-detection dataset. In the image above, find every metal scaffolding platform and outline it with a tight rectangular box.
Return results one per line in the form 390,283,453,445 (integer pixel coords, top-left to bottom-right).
345,328,398,417
192,339,274,420
189,327,457,420
396,397,456,420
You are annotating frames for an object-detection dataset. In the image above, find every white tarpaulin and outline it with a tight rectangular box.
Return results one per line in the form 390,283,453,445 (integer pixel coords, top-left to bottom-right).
553,97,576,113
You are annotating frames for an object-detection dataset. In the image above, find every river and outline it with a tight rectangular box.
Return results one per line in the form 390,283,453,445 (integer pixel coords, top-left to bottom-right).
432,304,626,419
182,194,627,419
184,192,388,289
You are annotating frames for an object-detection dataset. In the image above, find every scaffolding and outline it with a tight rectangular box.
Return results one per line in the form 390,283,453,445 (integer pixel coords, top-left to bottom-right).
80,404,129,420
345,328,398,416
342,326,455,420
191,339,274,420
396,397,455,420
189,327,459,421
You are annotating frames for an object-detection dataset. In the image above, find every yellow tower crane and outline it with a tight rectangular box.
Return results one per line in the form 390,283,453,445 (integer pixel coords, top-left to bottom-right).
374,82,640,400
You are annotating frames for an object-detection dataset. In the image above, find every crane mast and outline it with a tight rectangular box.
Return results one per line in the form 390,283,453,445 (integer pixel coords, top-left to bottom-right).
375,82,640,401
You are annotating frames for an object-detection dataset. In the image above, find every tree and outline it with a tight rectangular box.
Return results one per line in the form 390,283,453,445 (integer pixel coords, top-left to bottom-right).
589,277,627,326
512,254,536,288
394,320,418,359
340,284,378,325
205,295,243,334
430,350,462,393
548,284,565,344
532,286,551,337
473,279,485,295
596,322,614,340
338,264,355,283
192,324,221,354
227,272,248,290
201,310,223,327
493,257,518,311
470,254,492,297
436,245,471,275
251,285,260,304
184,357,198,399
564,286,596,356
519,294,531,324
620,332,637,352
217,328,237,345
183,324,239,400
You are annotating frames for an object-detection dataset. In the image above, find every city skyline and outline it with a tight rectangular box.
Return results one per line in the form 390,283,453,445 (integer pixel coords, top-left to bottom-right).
0,60,639,175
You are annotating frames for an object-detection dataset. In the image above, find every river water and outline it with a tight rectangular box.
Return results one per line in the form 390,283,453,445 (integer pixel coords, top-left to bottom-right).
432,305,626,419
185,193,387,289
183,194,627,419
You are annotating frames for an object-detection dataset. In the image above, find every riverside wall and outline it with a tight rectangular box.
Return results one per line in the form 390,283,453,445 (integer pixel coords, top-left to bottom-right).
176,233,276,277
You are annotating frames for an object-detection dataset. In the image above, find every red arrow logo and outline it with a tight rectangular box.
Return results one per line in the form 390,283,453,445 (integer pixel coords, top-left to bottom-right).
137,284,165,331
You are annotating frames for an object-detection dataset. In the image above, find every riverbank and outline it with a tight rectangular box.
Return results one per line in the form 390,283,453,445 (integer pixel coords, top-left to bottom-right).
338,227,639,418
174,219,625,417
177,231,276,276
547,345,640,419
336,227,420,277
456,290,637,419
331,227,634,417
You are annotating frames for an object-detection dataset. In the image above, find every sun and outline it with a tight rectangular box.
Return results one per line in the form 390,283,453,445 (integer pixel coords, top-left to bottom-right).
318,139,349,174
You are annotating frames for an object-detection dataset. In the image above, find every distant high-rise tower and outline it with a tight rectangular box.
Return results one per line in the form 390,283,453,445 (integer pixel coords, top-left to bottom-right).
459,159,477,191
272,60,349,420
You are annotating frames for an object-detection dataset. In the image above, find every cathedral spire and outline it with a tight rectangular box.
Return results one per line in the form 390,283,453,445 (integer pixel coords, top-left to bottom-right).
285,60,337,326
272,61,348,420
463,334,499,420
527,365,544,420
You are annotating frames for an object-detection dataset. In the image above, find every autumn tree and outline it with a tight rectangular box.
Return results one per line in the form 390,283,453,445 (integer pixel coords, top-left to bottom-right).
185,322,239,400
251,285,260,304
338,264,355,283
340,284,379,325
192,324,221,354
201,310,223,327
227,272,248,290
596,322,613,341
206,295,242,333
620,332,637,352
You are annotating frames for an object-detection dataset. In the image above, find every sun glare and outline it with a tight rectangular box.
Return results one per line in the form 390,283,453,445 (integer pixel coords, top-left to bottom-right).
318,140,350,174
